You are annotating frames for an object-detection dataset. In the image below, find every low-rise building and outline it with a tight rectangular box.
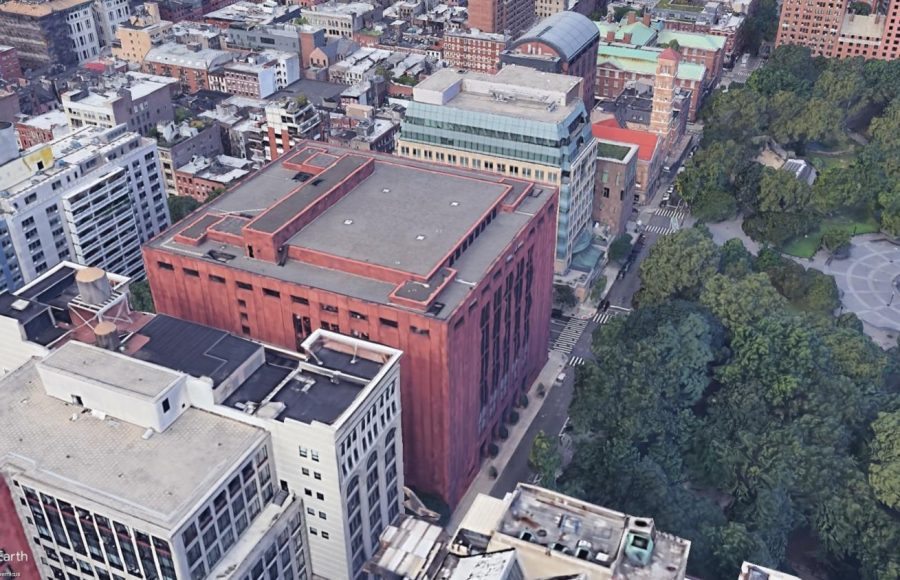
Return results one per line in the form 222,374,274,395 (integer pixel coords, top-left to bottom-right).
593,139,637,236
60,72,179,136
142,43,235,94
368,484,692,579
204,0,301,28
210,51,301,98
226,22,303,53
264,97,323,160
596,44,706,121
174,154,252,200
592,119,661,205
155,119,224,195
112,3,173,63
15,111,71,150
442,29,509,74
301,1,378,39
0,123,169,290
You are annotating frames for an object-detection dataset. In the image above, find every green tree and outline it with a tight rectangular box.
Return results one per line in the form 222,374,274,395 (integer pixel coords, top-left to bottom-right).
870,411,900,510
129,280,155,313
811,163,877,215
822,228,851,253
848,1,871,14
718,238,754,278
529,431,561,488
608,233,633,263
758,168,811,213
638,228,720,305
168,195,200,223
699,273,787,329
554,284,577,307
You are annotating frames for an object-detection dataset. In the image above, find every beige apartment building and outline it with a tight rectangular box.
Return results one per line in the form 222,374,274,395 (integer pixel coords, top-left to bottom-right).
112,2,173,63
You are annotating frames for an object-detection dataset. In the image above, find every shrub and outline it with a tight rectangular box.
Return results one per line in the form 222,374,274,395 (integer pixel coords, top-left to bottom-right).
499,425,509,440
509,410,520,425
488,465,498,479
488,443,499,457
519,394,529,408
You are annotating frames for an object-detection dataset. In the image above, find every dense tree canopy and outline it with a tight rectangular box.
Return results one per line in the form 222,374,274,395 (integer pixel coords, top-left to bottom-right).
563,233,900,579
684,48,900,242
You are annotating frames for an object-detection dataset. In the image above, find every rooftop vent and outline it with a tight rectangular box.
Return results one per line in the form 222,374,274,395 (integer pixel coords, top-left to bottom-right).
415,234,426,240
343,219,354,225
450,201,459,207
382,188,391,193
10,299,29,311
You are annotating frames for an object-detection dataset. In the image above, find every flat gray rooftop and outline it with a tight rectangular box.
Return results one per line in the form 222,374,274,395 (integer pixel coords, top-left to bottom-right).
0,361,266,529
290,161,508,276
151,144,553,319
40,341,181,399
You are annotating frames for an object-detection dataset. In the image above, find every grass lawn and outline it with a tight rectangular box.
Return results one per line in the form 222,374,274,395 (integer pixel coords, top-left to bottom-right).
655,0,704,10
782,214,881,258
807,153,854,172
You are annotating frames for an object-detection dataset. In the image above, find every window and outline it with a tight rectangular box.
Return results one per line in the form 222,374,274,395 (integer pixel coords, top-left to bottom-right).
298,447,308,458
290,295,309,305
210,274,225,284
379,318,398,328
184,268,199,277
236,281,253,291
311,451,319,462
314,472,322,480
320,304,338,313
316,492,324,501
263,288,280,298
158,261,174,271
162,398,170,413
301,468,309,476
321,532,329,540
349,310,367,320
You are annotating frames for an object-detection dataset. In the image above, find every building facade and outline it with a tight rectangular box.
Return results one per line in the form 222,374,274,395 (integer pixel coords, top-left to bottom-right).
398,66,597,274
0,337,311,580
15,111,71,149
0,46,22,82
500,10,599,111
0,0,99,69
142,142,556,508
443,29,509,74
112,4,173,63
142,43,235,94
61,73,178,137
776,0,900,59
0,124,169,289
156,120,225,195
593,140,637,236
301,2,377,39
467,0,535,36
264,99,323,161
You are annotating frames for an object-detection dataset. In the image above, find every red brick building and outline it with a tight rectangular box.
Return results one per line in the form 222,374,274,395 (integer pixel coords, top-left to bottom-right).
15,111,69,149
143,142,557,506
0,479,39,580
777,0,900,59
142,43,234,94
467,0,535,36
500,11,600,111
443,29,509,74
0,45,22,81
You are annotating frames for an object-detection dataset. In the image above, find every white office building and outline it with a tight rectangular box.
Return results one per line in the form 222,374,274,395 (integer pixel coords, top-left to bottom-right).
93,0,132,46
67,0,103,62
0,337,310,580
0,123,170,290
0,261,405,580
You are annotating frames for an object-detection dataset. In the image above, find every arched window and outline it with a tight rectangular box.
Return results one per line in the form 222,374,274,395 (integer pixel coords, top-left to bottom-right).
366,451,379,469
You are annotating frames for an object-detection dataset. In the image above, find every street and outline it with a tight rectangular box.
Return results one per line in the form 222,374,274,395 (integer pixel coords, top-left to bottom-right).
489,175,688,498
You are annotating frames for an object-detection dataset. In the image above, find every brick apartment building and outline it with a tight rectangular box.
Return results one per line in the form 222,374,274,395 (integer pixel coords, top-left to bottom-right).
142,142,557,507
142,43,234,94
467,0,535,36
0,46,22,81
500,11,599,111
443,29,510,74
777,0,900,59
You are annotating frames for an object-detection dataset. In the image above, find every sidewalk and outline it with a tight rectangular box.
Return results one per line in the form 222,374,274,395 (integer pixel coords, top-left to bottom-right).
445,349,568,533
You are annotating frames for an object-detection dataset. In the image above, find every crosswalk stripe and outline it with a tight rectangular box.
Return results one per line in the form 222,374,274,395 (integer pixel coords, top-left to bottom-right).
569,356,585,367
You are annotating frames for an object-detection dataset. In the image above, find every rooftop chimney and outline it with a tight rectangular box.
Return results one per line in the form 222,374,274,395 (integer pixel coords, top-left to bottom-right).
643,12,651,26
606,30,616,42
624,32,634,44
627,11,637,24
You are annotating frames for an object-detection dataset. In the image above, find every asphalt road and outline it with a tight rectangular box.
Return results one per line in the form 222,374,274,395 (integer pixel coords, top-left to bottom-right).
490,177,689,497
